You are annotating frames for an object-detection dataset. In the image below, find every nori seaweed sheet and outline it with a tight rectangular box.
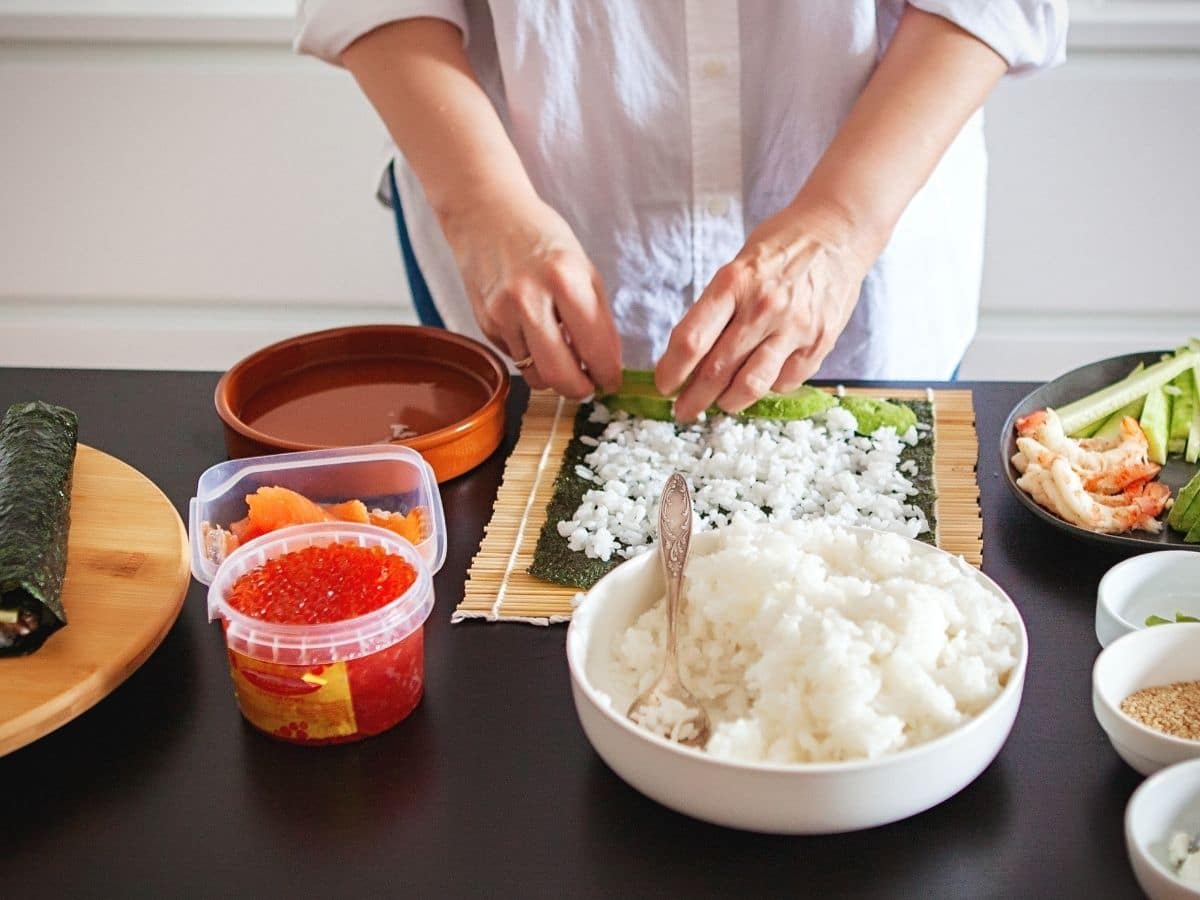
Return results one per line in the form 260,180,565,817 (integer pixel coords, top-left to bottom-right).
528,399,937,590
528,405,620,588
0,401,79,655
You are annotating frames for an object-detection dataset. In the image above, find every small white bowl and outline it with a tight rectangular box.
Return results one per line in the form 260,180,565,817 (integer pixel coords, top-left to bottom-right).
1126,758,1200,899
565,526,1028,834
1093,623,1200,776
1097,551,1200,649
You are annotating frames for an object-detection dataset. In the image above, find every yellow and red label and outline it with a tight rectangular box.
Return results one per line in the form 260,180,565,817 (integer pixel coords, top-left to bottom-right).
227,651,358,743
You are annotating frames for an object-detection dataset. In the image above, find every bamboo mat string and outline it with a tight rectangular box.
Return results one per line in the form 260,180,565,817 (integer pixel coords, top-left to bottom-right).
488,394,566,621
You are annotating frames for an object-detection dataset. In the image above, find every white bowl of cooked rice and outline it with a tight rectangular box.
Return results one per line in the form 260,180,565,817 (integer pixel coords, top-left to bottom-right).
566,519,1028,834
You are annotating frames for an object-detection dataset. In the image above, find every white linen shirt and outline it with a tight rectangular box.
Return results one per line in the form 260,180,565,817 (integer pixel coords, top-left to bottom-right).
297,1,1067,379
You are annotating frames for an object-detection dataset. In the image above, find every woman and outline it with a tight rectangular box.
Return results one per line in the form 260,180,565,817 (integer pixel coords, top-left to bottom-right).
298,2,1066,420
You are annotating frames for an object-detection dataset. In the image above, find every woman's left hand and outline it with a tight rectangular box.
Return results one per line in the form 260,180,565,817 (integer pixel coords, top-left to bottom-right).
654,201,875,421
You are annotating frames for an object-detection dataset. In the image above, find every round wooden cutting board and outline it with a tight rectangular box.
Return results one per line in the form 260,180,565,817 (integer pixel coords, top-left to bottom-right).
0,444,190,756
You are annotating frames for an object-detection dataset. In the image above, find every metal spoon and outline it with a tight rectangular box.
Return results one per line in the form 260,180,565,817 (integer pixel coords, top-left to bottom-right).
627,472,711,748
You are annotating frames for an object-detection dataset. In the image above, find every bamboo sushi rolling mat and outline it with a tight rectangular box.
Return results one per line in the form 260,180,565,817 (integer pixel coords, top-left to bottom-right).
454,388,982,625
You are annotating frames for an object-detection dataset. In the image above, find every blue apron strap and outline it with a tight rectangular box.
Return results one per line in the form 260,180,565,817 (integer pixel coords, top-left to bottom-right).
388,160,446,329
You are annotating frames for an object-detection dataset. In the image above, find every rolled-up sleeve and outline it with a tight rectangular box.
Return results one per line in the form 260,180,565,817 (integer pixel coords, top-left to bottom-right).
295,0,469,65
909,1,1067,75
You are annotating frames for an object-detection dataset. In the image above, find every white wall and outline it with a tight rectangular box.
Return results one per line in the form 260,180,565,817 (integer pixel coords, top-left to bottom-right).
969,1,1200,377
0,1,416,371
1,1,1199,378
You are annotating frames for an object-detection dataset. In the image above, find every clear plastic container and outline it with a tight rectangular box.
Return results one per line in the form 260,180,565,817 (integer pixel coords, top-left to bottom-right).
189,444,445,586
208,522,434,745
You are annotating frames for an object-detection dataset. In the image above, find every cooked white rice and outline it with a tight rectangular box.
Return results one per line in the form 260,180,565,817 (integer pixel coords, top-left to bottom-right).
608,520,1020,764
558,402,928,563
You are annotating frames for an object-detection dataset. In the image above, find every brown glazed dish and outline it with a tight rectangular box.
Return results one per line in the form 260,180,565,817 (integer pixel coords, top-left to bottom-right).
215,325,510,483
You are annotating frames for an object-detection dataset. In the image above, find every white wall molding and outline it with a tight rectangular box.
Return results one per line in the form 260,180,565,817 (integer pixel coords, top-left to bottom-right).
5,1,1200,51
0,2,288,39
960,310,1200,380
1070,1,1200,50
0,13,293,45
0,297,417,371
0,0,294,44
3,299,1194,381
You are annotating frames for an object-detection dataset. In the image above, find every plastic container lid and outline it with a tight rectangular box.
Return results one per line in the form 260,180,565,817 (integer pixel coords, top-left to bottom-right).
189,444,446,586
207,522,434,666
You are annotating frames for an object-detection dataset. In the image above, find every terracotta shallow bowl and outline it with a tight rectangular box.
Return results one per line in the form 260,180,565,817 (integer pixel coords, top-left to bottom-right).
215,325,509,483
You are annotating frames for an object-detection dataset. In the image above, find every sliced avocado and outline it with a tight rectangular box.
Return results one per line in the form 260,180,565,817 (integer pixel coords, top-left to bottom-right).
618,368,658,388
739,386,836,421
602,378,837,424
600,393,675,421
1167,469,1200,532
837,395,918,436
614,369,666,397
1184,514,1200,544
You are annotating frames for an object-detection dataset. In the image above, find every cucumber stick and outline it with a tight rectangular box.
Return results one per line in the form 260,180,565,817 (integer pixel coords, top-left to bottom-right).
1169,370,1194,454
1055,351,1198,437
1140,385,1171,465
1084,364,1147,440
1091,397,1146,442
1069,363,1145,438
1187,366,1200,464
1072,419,1106,440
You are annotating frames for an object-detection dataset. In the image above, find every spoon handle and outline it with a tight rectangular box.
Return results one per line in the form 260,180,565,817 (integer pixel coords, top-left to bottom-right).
659,472,693,666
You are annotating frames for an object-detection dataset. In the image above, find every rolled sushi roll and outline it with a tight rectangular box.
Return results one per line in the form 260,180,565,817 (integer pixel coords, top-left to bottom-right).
0,401,78,655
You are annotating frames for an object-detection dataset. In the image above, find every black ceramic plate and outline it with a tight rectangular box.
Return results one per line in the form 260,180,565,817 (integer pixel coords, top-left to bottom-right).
1001,350,1200,551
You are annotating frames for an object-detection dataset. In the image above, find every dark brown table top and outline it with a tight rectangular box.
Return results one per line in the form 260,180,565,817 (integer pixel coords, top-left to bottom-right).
0,368,1147,898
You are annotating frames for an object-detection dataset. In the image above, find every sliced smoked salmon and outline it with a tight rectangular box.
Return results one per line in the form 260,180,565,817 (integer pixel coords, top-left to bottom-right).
205,486,426,565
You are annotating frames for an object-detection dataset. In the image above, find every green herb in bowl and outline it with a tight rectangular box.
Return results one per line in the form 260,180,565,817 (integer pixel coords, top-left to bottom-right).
1145,612,1200,627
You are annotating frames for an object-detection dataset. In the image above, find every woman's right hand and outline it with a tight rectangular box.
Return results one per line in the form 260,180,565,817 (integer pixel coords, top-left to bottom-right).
442,194,622,398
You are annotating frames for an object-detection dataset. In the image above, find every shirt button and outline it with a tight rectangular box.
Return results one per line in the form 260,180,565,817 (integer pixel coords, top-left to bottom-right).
702,59,728,78
707,196,730,217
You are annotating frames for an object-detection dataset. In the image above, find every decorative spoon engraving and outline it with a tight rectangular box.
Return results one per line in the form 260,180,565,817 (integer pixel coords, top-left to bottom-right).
627,472,711,747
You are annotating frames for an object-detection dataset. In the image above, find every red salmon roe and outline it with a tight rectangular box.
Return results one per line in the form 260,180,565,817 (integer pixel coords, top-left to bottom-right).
228,544,416,624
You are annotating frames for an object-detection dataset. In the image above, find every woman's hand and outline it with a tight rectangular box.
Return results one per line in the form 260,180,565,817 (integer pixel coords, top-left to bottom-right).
655,202,872,421
442,194,622,398
341,18,621,398
654,7,1009,420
